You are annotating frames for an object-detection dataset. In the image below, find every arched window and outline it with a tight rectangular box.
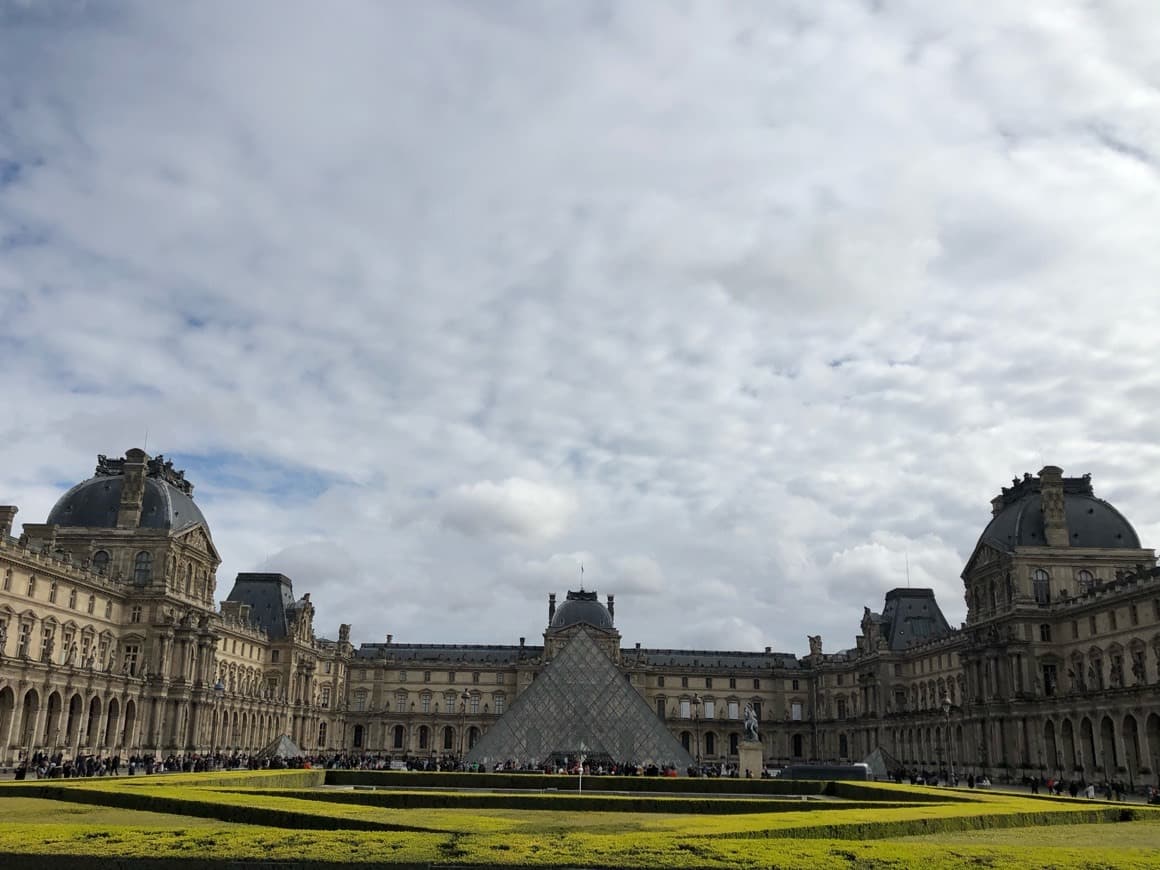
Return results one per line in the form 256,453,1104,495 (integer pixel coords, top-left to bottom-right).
729,733,739,755
443,726,454,750
1076,569,1094,592
792,734,803,757
317,721,327,746
393,724,405,749
352,724,364,748
704,732,716,755
839,734,849,758
1032,569,1051,605
133,552,152,586
418,725,429,749
92,551,109,575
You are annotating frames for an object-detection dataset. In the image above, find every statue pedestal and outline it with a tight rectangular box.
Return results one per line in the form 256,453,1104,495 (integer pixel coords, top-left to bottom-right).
738,739,763,779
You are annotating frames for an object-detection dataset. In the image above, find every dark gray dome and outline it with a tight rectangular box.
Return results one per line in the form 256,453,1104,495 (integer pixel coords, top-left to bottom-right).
46,453,210,536
550,590,613,631
980,488,1138,550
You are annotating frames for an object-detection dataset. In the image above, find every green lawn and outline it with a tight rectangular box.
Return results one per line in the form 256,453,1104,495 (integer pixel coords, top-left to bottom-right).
2,771,1159,868
0,796,252,828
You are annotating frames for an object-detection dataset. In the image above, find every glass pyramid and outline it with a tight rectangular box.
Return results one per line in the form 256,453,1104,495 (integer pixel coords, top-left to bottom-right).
465,628,693,769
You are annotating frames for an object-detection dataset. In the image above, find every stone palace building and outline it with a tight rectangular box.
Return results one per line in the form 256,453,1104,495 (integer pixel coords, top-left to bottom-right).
2,449,1159,783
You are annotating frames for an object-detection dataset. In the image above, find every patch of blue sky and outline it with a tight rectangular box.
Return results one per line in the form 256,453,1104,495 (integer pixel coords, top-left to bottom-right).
177,450,337,502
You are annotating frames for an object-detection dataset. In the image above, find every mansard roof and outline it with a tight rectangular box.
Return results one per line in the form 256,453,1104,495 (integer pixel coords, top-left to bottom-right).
225,573,297,639
353,642,540,665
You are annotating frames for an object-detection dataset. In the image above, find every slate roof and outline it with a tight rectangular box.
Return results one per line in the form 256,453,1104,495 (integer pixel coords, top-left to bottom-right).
353,643,539,665
637,649,802,670
226,573,297,639
47,474,209,535
550,590,614,631
872,588,953,651
979,473,1140,551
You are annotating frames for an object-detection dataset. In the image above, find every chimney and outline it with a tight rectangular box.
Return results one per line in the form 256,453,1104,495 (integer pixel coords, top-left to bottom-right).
607,594,615,623
0,506,17,538
519,636,525,648
765,646,771,654
116,448,148,529
548,592,556,623
1039,466,1069,547
386,634,393,644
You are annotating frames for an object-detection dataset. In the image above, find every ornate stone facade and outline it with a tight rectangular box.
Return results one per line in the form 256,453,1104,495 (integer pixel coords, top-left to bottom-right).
3,453,1159,784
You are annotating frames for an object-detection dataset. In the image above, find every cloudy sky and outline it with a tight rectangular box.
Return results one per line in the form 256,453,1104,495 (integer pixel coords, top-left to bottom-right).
2,1,1159,656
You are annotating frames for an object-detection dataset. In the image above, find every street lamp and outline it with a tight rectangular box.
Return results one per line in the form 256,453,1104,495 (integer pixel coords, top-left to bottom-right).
941,695,955,785
692,693,702,772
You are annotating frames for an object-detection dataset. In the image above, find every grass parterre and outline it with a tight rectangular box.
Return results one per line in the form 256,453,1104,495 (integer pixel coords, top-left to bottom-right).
1,769,1158,868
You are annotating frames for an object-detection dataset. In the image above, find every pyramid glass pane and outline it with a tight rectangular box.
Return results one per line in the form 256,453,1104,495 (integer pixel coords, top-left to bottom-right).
465,629,693,769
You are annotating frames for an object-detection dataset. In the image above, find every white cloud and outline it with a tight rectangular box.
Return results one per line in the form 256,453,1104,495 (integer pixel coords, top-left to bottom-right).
442,478,577,540
2,0,1160,654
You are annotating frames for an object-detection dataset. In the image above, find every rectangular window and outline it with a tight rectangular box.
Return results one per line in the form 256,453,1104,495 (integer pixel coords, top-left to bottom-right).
2,569,9,591
131,605,142,624
728,700,739,720
791,701,803,721
656,697,665,719
1039,624,1051,642
423,671,431,682
68,589,77,609
472,672,480,684
705,677,712,689
353,690,367,712
495,694,505,715
496,672,504,684
27,577,36,597
792,678,800,691
97,638,109,666
836,674,843,686
836,698,847,719
421,694,431,713
399,670,407,682
40,626,54,662
320,686,331,708
657,675,665,688
753,678,760,690
679,698,691,719
123,644,140,676
17,622,31,657
1109,610,1118,630
681,675,689,688
893,663,902,676
470,694,479,715
1071,620,1079,640
703,699,715,719
1089,615,1097,635
448,671,456,683
323,660,331,673
1130,604,1139,626
271,650,280,663
104,600,111,619
728,677,736,689
752,701,762,720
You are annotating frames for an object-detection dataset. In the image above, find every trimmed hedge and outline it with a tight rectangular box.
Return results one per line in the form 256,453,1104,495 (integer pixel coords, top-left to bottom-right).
242,787,917,815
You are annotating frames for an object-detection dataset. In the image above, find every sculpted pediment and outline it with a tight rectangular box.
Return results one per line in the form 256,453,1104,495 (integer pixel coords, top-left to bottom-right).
177,525,220,561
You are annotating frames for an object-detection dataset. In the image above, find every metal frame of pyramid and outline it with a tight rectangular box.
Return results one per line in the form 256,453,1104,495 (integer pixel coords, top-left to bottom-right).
465,628,693,769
